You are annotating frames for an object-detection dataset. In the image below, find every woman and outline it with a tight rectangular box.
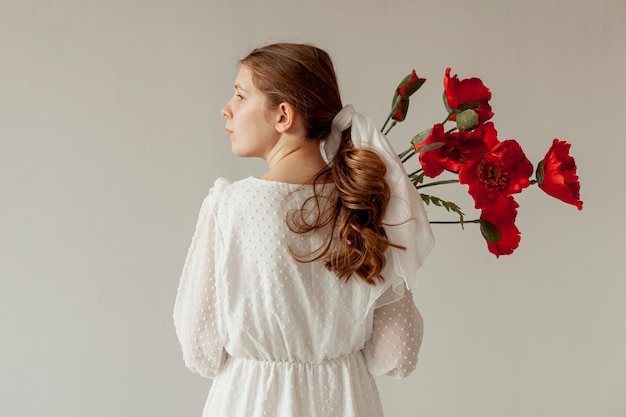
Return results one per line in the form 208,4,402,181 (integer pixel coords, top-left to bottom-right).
174,43,434,417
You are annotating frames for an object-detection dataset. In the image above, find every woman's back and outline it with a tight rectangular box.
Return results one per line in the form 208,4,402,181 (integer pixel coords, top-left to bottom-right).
216,177,374,363
176,177,416,416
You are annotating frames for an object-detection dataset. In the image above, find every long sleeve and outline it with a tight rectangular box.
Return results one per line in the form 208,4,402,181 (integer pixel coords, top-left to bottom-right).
362,288,423,378
173,186,228,379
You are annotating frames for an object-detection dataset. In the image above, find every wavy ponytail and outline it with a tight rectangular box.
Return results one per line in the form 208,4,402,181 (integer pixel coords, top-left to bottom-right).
326,130,405,284
287,129,404,285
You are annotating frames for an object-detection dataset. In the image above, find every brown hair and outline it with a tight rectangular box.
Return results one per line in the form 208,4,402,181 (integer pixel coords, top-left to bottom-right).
241,43,403,284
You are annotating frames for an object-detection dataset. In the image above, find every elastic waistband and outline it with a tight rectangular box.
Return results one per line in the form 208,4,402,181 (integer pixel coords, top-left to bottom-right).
228,350,363,367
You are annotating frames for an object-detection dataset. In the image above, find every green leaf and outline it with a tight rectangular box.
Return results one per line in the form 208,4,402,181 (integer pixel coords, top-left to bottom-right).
410,172,426,185
419,193,466,225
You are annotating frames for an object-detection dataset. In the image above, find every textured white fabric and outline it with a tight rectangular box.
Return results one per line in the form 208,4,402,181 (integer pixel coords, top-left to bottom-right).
322,105,435,308
174,176,430,417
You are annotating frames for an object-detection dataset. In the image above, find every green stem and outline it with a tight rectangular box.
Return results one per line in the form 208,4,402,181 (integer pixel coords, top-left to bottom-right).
401,149,416,163
381,113,393,133
416,179,460,189
408,168,423,177
441,112,453,125
383,120,397,136
397,145,414,160
430,219,480,224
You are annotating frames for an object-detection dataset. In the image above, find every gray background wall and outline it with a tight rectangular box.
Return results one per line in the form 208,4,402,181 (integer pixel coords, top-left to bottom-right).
1,0,625,416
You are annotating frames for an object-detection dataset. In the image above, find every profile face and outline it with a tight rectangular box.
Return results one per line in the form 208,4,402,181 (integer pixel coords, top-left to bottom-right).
221,65,280,159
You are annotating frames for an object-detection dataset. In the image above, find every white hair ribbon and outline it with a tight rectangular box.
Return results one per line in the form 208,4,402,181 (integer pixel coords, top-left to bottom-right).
321,105,435,307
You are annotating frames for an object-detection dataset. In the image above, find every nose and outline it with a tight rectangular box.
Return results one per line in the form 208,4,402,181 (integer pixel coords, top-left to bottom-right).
221,103,231,119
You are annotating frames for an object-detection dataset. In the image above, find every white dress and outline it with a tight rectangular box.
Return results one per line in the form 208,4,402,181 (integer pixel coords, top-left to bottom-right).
174,176,433,417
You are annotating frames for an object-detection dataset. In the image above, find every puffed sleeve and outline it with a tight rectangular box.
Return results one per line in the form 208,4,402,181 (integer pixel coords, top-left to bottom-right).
173,179,230,378
363,286,424,378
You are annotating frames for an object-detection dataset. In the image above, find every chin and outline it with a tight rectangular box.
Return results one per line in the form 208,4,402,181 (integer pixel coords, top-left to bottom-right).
231,144,257,159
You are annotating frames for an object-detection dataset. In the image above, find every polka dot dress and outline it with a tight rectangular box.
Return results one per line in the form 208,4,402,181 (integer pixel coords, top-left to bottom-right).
174,177,426,417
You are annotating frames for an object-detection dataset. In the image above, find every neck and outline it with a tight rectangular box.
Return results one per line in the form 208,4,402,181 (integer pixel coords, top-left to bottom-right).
261,138,329,184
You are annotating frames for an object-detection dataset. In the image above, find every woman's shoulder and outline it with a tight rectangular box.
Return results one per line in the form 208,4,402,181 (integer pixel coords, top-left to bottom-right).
204,175,333,211
207,176,270,193
203,176,290,202
210,177,236,193
213,176,315,194
201,177,233,201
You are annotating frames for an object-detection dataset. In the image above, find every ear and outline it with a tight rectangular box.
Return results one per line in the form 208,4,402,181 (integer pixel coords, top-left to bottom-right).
275,102,297,133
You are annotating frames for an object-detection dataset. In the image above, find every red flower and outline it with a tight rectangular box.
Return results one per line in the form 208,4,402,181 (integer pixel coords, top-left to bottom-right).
537,139,583,210
479,196,521,257
459,139,533,209
444,68,494,124
392,98,410,121
417,122,500,177
391,70,426,122
397,69,426,99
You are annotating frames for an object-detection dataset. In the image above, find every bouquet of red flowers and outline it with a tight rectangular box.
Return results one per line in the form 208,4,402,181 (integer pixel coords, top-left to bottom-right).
384,69,583,257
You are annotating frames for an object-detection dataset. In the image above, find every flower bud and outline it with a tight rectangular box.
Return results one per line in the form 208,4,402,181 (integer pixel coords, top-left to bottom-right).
396,69,426,99
456,109,479,131
411,128,432,145
391,98,410,121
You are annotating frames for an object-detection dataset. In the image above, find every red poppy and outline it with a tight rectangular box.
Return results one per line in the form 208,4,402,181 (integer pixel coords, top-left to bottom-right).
537,139,583,210
391,70,426,122
417,122,500,177
479,196,521,257
459,139,533,209
397,69,426,99
392,98,410,121
444,68,494,124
